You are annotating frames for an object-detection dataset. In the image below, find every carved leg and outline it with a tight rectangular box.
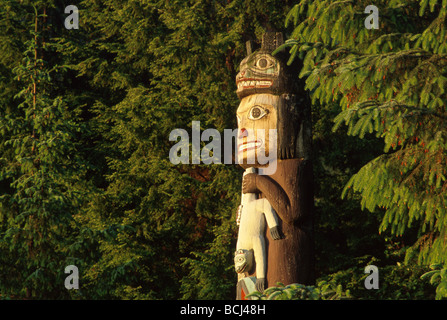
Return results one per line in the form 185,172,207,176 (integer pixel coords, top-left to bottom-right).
257,198,281,240
252,235,266,292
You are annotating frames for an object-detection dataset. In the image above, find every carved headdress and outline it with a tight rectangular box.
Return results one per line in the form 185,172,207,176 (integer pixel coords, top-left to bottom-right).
236,32,299,98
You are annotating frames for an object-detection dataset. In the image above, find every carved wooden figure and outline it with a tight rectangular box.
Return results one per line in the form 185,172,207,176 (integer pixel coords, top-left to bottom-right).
235,32,315,299
234,167,281,293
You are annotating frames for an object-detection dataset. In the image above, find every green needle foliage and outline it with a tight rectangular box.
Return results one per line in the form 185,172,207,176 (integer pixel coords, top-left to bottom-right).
0,1,91,299
421,263,447,299
280,0,447,275
48,0,295,300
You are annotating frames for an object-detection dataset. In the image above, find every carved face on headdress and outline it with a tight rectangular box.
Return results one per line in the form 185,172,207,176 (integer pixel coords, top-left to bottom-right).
236,32,292,99
236,51,285,99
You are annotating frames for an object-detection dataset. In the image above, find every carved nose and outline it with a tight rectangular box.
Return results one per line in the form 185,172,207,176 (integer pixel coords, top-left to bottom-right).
239,128,248,139
237,71,245,81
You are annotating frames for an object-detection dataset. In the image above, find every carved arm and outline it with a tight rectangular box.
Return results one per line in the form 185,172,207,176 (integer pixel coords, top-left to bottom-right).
242,173,293,224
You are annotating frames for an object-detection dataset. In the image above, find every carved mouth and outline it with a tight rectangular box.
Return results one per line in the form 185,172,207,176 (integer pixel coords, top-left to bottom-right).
235,263,247,273
236,78,273,90
238,140,262,154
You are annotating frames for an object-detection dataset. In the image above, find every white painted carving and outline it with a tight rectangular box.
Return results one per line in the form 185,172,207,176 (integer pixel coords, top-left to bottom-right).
234,167,281,292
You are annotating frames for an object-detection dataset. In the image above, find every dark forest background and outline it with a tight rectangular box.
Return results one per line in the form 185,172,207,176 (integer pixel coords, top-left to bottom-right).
0,0,446,299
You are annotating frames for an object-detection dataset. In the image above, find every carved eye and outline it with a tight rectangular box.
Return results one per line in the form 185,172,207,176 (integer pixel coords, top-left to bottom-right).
255,57,275,70
248,106,268,120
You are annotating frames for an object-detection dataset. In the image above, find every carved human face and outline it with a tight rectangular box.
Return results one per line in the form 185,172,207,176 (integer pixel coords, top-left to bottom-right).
236,94,278,168
236,51,284,99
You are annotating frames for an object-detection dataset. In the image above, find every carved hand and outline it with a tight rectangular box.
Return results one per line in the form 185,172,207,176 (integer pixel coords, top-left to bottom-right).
242,173,258,194
255,278,265,293
270,226,281,240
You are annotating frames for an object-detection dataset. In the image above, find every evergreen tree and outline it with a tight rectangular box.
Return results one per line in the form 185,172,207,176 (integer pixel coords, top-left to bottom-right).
63,0,295,299
311,99,385,276
0,1,91,298
281,0,447,269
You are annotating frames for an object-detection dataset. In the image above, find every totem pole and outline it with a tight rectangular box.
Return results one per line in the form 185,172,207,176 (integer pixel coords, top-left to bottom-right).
234,32,315,300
